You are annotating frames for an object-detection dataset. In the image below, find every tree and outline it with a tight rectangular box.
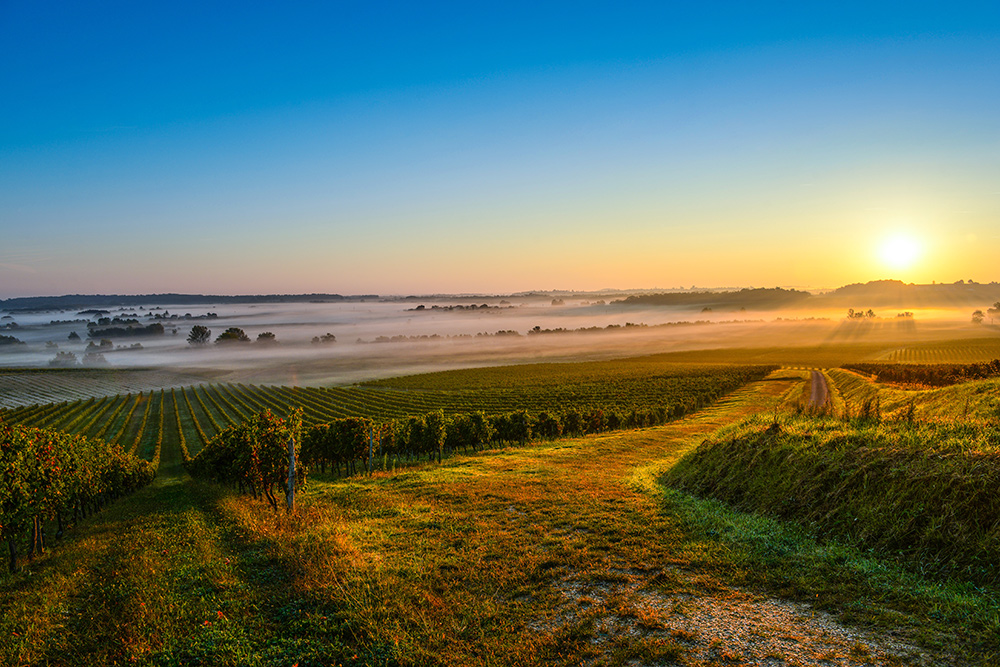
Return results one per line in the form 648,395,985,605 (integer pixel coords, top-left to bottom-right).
48,351,78,367
82,352,109,366
215,327,250,344
67,331,80,341
188,325,212,345
988,302,1000,323
311,333,336,344
972,310,985,325
256,332,277,345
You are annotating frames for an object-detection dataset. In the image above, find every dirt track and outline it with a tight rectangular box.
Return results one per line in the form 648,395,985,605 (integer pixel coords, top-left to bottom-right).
809,369,830,407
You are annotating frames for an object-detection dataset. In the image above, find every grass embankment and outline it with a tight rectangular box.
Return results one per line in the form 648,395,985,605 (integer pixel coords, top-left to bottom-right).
664,416,1000,582
828,368,1000,421
661,414,1000,659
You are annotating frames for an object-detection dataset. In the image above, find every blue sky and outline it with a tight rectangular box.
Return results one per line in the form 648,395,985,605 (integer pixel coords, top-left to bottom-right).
2,1,998,296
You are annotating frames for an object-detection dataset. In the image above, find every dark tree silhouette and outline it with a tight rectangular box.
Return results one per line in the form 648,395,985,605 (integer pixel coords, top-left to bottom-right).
215,327,250,344
48,351,78,367
311,333,336,344
188,325,212,345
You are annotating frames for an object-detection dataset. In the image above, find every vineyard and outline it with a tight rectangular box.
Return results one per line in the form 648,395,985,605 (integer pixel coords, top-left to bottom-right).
844,359,1000,387
3,356,1000,664
0,421,154,571
879,337,1000,364
0,367,214,409
0,361,776,465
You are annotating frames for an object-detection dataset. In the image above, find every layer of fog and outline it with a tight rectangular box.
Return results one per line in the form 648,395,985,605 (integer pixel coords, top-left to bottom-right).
1,297,991,391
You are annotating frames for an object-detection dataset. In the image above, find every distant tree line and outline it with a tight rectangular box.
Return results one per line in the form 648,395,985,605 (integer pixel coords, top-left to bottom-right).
407,304,511,312
152,311,218,321
87,323,165,339
0,293,374,311
613,287,811,310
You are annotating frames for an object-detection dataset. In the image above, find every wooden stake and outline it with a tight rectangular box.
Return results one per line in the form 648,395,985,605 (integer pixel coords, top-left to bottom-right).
286,434,296,512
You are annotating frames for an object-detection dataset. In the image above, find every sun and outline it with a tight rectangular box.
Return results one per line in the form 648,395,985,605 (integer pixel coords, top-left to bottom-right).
878,233,921,271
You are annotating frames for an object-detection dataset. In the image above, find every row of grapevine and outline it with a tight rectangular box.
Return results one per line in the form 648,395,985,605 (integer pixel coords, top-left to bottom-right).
297,402,698,477
171,388,190,461
148,390,165,469
77,395,118,440
0,420,155,572
844,360,1000,387
109,393,142,446
92,394,130,442
0,368,215,409
179,387,210,452
187,410,303,509
884,339,1000,365
194,393,730,504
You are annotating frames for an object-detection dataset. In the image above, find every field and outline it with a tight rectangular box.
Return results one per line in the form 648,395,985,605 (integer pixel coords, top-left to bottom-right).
879,337,1000,364
0,360,773,463
0,367,219,409
1,338,1000,666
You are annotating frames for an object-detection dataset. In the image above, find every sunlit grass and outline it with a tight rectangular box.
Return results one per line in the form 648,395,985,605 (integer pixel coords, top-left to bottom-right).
828,367,1000,421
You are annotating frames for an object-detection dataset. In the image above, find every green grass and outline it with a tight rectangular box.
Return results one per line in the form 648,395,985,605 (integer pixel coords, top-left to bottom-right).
658,412,1000,664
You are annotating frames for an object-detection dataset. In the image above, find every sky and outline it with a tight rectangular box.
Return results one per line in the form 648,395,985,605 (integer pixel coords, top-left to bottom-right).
1,1,998,298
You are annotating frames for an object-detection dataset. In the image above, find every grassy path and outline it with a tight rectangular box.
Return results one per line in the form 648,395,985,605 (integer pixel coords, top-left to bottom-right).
0,371,976,665
273,371,941,666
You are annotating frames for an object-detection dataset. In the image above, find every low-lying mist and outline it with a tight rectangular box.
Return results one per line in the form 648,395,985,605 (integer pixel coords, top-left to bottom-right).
0,297,992,389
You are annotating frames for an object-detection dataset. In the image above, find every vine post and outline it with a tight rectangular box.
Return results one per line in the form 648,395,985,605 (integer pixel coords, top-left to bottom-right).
368,422,375,475
286,434,296,512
